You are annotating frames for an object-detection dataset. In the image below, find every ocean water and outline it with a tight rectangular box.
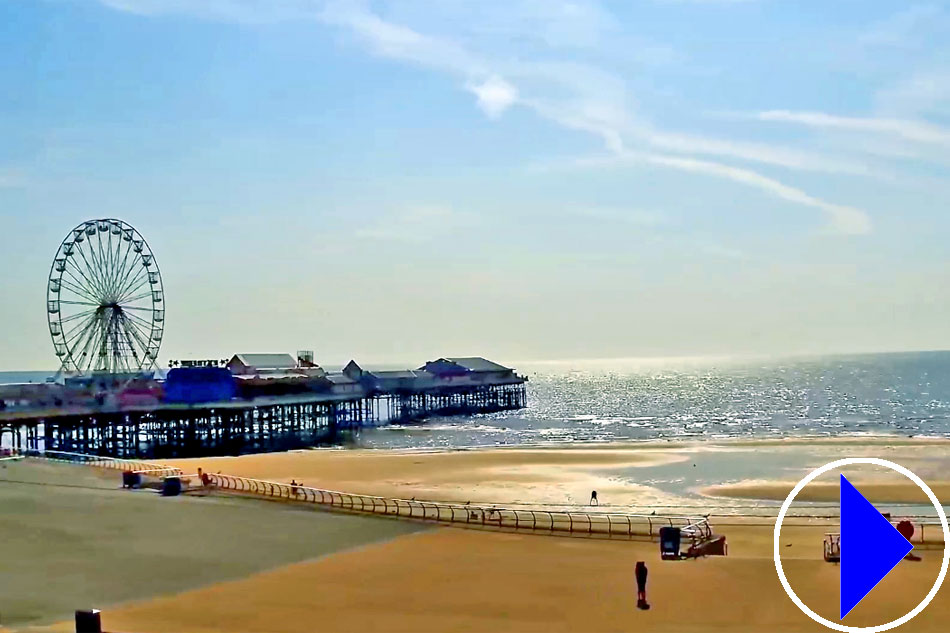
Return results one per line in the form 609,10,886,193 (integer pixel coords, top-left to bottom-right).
352,351,950,449
0,371,56,385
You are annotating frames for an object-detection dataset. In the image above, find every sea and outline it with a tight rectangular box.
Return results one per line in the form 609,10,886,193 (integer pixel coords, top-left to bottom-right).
351,350,950,450
4,351,950,451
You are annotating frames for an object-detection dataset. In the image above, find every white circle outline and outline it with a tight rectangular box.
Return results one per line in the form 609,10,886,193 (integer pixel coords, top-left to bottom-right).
774,457,950,632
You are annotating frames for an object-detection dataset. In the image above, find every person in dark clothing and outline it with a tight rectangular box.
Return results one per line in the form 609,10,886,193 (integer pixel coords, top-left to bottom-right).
635,561,649,610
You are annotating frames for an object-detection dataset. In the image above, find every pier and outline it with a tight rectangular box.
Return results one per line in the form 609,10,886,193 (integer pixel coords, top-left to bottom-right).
0,357,527,459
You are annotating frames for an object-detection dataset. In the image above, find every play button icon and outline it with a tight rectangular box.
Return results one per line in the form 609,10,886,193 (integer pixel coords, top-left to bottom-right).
775,459,950,632
840,475,914,619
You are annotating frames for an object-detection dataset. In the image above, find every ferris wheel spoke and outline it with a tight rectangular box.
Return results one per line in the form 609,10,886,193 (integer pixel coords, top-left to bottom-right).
115,268,149,303
59,308,99,326
101,228,116,298
61,319,99,369
59,277,99,303
109,314,130,374
117,314,149,370
125,316,161,357
72,241,108,299
119,312,152,361
113,229,136,298
106,227,127,300
110,234,136,300
94,227,109,283
90,229,113,299
114,258,147,293
126,322,157,368
119,271,151,303
124,309,157,333
82,313,108,374
103,229,122,299
123,309,153,333
120,290,154,306
104,309,121,371
59,299,102,307
72,315,105,374
58,273,101,304
62,313,98,345
65,255,105,301
63,314,100,351
95,314,113,373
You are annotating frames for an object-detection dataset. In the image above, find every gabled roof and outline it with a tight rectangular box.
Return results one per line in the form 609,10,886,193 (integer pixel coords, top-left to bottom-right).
342,360,363,374
444,357,511,372
229,354,297,369
326,373,357,385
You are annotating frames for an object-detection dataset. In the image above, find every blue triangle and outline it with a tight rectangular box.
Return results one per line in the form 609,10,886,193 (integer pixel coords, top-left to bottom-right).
840,474,914,619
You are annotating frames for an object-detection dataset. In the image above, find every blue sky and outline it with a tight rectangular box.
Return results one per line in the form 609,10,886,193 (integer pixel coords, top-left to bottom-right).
1,0,949,369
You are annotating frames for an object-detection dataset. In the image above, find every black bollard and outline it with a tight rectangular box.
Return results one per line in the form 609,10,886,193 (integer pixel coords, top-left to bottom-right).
75,609,101,633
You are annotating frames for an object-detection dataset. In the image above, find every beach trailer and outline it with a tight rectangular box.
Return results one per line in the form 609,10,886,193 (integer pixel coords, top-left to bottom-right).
824,533,840,563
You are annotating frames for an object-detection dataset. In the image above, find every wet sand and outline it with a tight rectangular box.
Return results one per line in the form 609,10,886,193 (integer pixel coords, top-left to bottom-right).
704,480,949,504
161,438,950,510
161,445,688,507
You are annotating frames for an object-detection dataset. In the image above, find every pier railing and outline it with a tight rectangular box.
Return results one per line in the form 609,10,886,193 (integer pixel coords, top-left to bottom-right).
13,448,712,541
13,448,183,477
206,472,714,540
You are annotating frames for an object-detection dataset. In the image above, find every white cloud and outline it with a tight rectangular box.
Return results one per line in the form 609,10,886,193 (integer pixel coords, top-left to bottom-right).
639,153,872,235
566,151,872,235
641,129,874,175
467,76,518,118
757,110,950,146
93,0,873,235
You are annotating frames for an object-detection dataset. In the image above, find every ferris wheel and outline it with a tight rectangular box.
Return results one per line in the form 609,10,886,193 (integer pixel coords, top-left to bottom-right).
47,219,164,375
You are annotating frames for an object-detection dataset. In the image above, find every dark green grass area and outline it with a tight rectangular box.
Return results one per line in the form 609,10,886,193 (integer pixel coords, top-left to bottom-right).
0,459,427,628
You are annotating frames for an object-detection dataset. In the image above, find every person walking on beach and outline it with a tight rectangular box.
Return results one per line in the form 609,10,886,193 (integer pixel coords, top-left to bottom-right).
635,561,649,610
590,490,598,505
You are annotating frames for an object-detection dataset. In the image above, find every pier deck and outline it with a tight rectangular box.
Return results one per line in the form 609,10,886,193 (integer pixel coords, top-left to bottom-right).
0,379,527,459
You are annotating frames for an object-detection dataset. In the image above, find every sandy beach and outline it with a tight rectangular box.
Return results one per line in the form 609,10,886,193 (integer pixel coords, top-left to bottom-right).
161,437,950,511
162,444,689,508
19,437,950,633
39,524,950,633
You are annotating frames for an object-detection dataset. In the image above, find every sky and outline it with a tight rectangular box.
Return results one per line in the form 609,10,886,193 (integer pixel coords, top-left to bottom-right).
1,0,949,370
